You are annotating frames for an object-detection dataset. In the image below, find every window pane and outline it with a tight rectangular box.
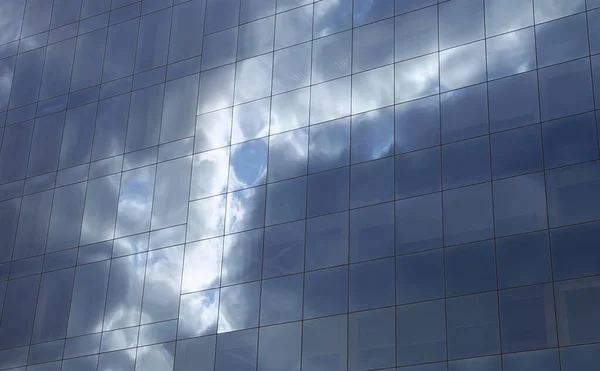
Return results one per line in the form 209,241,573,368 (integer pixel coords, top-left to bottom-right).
160,74,199,144
348,307,396,371
446,292,500,359
442,136,490,189
309,118,350,173
274,4,313,49
32,269,74,343
267,128,308,182
349,258,394,312
493,172,548,237
534,0,585,23
126,84,164,152
115,165,155,238
351,106,394,164
542,112,598,169
536,13,589,68
205,0,239,34
555,276,600,346
39,39,76,100
502,349,559,371
353,0,393,26
396,249,444,305
216,329,258,370
310,77,351,125
27,111,65,177
560,343,600,371
491,124,543,179
265,177,307,226
496,231,552,289
195,108,232,153
71,30,106,92
260,274,303,326
273,42,311,94
235,54,273,105
197,64,235,115
225,186,266,234
239,16,275,60
181,238,222,293
440,41,486,92
135,9,171,73
441,83,488,143
92,94,129,161
67,261,110,337
352,65,394,114
545,161,600,227
396,300,446,366
350,157,394,209
191,148,229,200
485,0,533,36
151,156,192,230
270,88,310,134
222,229,263,286
448,356,501,371
488,71,540,133
395,54,439,104
395,6,438,62
263,220,304,279
228,138,268,191
439,0,484,49
257,322,301,371
395,96,440,153
395,147,441,199
103,19,138,82
445,240,497,297
396,193,443,254
178,289,219,339
538,58,594,121
312,31,351,84
218,283,260,333
187,195,226,242
443,183,494,246
169,0,205,64
486,27,536,80
304,266,348,319
352,19,394,73
307,167,349,217
550,221,600,280
305,211,349,270
9,48,45,109
350,202,394,263
174,336,216,371
499,284,557,353
202,27,237,71
302,315,347,371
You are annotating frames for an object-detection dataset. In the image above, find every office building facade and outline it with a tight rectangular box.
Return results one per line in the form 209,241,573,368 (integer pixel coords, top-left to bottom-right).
0,0,599,370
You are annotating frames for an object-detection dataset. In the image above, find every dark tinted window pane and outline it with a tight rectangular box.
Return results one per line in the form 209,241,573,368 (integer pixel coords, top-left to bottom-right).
126,84,164,152
491,124,543,179
13,190,53,259
499,284,557,353
396,300,446,366
46,182,86,252
493,172,548,237
9,48,44,109
274,4,313,49
0,117,32,183
535,13,589,68
0,199,20,263
449,356,501,371
442,136,490,189
0,276,39,349
395,96,440,154
160,74,199,144
502,349,559,371
202,27,237,71
446,292,500,359
395,6,438,62
350,157,394,209
135,9,171,73
241,0,275,23
59,103,96,169
542,112,599,169
396,193,443,254
169,0,205,64
352,19,394,73
443,183,494,246
538,58,594,121
349,258,394,312
396,249,444,305
485,0,533,36
215,328,257,371
257,322,301,371
441,83,488,143
103,19,138,82
309,118,350,173
305,211,348,270
174,336,216,371
27,112,65,177
546,161,600,227
488,71,540,133
307,167,349,217
222,229,263,286
439,0,484,49
238,16,274,61
92,94,129,161
304,266,348,319
496,231,552,289
218,282,260,333
39,39,76,100
266,177,307,226
0,0,25,45
260,274,303,326
71,29,106,92
67,261,110,337
353,0,393,26
551,221,600,280
440,41,486,92
263,221,304,279
205,0,239,33
555,276,600,346
351,106,394,164
348,307,396,371
395,147,441,199
228,138,268,191
590,10,600,54
349,203,394,263
225,186,266,234
268,128,308,182
314,0,352,37
302,315,347,371
487,27,536,80
446,240,496,297
31,268,73,343
560,343,600,371
0,56,16,112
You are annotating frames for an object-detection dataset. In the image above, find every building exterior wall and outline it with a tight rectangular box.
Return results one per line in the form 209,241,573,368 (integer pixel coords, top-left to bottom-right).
0,0,600,370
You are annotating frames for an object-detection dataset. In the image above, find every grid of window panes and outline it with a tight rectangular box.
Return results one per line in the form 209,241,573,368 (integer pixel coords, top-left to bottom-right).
0,0,600,370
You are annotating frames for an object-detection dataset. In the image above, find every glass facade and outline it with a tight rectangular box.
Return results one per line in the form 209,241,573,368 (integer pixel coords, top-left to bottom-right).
0,0,599,370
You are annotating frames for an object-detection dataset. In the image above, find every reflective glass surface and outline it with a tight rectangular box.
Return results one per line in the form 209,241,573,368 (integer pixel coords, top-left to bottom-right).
0,1,599,370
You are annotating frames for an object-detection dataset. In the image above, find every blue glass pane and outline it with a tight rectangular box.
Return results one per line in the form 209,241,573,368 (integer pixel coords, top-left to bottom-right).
302,315,348,371
448,356,501,371
348,307,396,371
441,83,489,143
535,13,589,68
502,349,559,371
446,292,500,359
263,221,305,279
351,106,394,164
222,230,263,286
484,0,533,36
349,258,394,312
491,124,543,179
443,183,494,246
542,112,599,169
554,276,600,346
395,96,440,154
260,274,303,326
215,329,257,371
257,322,301,371
305,211,348,270
442,136,490,189
499,284,557,353
395,193,443,254
350,157,394,208
440,41,486,92
551,221,600,280
307,167,349,217
265,177,307,226
496,231,552,289
304,266,348,319
396,249,444,305
395,147,441,199
486,27,536,80
488,71,540,133
560,343,600,371
493,172,548,237
395,6,438,62
439,0,484,49
353,0,393,26
546,161,600,227
396,300,446,366
309,118,350,173
349,202,394,263
445,240,497,297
